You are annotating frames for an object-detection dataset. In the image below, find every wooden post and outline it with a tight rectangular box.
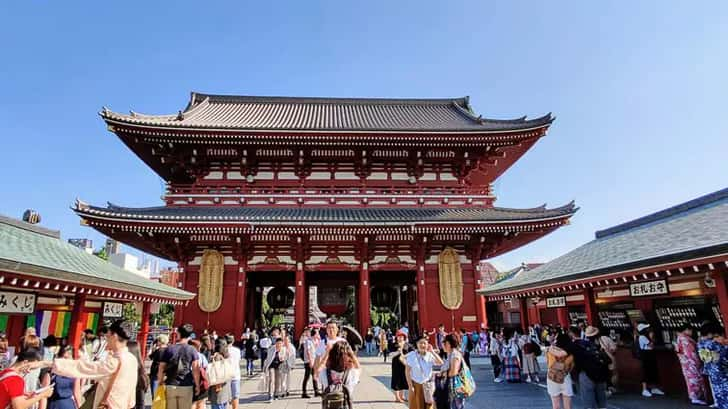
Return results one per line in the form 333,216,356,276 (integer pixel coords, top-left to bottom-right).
69,293,87,358
715,268,728,337
233,259,247,338
583,288,598,327
358,263,371,335
138,302,151,358
556,306,570,328
294,263,306,338
518,298,529,330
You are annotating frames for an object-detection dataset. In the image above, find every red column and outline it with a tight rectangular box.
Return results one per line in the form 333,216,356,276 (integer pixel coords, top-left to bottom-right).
473,265,487,329
138,302,151,358
69,293,87,358
556,307,570,328
715,268,728,337
233,261,247,337
416,263,429,334
294,263,306,338
358,263,371,335
583,288,598,327
173,261,188,330
518,298,529,330
482,296,489,329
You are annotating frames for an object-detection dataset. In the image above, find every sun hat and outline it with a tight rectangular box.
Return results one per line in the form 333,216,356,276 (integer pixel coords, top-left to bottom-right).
637,323,650,332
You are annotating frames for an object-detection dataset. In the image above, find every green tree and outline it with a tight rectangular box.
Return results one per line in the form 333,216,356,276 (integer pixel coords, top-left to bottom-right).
94,247,108,261
123,303,141,325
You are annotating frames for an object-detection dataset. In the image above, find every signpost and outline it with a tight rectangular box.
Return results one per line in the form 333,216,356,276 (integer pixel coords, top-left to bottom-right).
102,302,123,318
0,291,36,314
546,296,567,308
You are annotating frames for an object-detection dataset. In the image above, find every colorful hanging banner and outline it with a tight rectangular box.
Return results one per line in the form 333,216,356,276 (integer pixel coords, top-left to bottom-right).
25,311,100,339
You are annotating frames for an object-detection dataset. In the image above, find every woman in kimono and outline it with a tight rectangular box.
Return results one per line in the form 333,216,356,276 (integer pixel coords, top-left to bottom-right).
698,322,728,409
675,324,707,405
501,330,521,383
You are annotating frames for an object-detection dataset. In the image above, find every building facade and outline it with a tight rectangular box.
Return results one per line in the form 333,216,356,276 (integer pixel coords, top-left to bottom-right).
75,93,576,337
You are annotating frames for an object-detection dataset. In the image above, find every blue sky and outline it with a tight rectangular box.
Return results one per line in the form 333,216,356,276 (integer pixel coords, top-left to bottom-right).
1,1,726,271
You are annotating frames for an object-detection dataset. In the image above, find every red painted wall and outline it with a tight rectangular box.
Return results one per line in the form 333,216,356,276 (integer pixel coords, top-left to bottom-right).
177,264,241,335
423,264,479,333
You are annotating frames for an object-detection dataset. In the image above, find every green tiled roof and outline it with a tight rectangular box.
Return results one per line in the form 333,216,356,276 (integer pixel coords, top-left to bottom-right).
0,215,194,300
481,188,728,295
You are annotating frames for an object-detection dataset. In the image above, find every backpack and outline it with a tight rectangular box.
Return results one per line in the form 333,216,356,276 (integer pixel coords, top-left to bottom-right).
548,355,568,384
580,342,611,383
165,344,193,382
322,369,350,409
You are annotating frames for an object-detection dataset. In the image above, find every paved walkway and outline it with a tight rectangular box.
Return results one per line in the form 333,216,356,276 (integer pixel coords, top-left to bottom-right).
206,355,695,408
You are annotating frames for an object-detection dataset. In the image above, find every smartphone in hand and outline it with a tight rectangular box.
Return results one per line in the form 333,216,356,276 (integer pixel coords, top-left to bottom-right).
33,383,54,395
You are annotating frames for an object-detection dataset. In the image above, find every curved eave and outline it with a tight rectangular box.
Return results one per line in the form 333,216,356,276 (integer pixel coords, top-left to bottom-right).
99,110,554,135
0,258,194,301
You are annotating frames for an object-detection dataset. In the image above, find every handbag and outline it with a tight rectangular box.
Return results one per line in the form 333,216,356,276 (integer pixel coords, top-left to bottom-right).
452,359,476,399
151,385,166,409
207,355,234,385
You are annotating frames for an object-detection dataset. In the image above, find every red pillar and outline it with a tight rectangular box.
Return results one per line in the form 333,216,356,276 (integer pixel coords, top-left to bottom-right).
294,264,306,338
473,265,487,329
518,298,529,330
138,302,151,358
715,268,728,337
69,293,87,358
358,263,371,335
482,296,489,329
416,263,429,334
173,261,188,330
233,260,247,337
556,307,570,328
583,288,598,327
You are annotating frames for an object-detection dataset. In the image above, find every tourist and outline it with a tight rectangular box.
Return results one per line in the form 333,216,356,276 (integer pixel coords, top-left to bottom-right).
127,341,149,409
0,348,54,409
224,334,242,409
435,325,446,360
0,334,12,370
79,330,95,363
243,332,258,376
365,329,375,356
262,338,286,402
489,331,503,383
20,328,40,353
318,340,361,407
546,334,574,409
148,334,169,398
280,329,296,397
50,320,138,409
572,326,610,409
435,334,465,409
200,335,213,363
478,327,488,357
399,322,410,338
391,331,411,403
207,341,231,409
158,324,201,409
19,335,42,398
598,331,618,395
675,324,707,405
315,321,347,372
188,340,208,409
521,331,540,383
459,329,472,369
258,330,272,371
636,323,665,397
301,328,319,398
405,335,443,409
379,329,390,362
698,322,728,409
46,346,81,409
501,329,521,383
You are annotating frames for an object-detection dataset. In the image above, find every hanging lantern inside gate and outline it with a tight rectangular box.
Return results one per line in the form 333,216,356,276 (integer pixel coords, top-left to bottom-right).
370,286,397,312
266,287,294,313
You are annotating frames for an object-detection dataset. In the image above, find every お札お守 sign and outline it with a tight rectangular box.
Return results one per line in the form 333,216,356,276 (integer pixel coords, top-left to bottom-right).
103,302,123,318
629,279,669,297
546,296,567,308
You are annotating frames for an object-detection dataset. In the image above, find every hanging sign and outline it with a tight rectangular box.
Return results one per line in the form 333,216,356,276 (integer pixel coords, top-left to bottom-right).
102,302,123,318
629,279,669,297
0,291,36,314
546,296,567,308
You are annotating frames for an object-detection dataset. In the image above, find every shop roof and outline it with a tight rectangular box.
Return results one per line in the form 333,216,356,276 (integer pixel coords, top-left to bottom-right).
100,93,553,133
74,201,578,225
481,188,728,295
0,215,194,301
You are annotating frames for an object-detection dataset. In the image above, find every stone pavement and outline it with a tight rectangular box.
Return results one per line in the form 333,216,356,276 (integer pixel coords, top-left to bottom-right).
231,355,696,409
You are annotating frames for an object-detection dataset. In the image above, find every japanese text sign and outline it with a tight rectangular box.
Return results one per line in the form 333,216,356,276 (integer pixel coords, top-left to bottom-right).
103,302,123,318
0,291,36,314
629,279,669,297
546,296,567,308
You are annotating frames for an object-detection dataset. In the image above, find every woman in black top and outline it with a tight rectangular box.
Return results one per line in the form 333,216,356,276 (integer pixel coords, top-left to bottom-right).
390,331,411,403
148,334,168,398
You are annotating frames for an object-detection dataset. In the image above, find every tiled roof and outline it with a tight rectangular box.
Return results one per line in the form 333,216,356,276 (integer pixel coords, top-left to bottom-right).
75,202,577,225
482,188,728,294
100,93,553,133
0,215,194,300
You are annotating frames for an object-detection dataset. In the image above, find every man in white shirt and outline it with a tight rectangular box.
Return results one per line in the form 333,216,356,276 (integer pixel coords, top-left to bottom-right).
301,329,320,398
259,330,273,371
225,335,242,409
314,321,347,373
